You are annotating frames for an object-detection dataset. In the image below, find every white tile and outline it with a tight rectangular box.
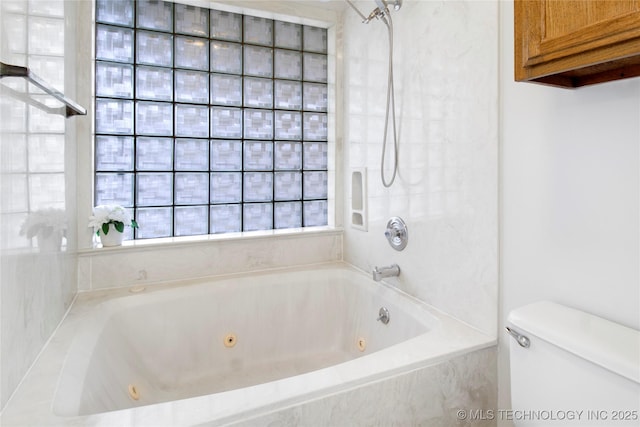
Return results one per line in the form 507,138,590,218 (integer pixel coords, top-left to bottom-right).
0,0,76,411
342,0,499,336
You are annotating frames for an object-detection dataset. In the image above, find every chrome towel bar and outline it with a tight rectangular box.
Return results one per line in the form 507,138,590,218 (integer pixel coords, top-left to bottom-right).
0,61,87,118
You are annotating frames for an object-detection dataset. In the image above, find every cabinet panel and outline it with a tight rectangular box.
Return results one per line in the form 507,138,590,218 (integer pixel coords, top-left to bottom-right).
515,0,640,87
544,1,638,38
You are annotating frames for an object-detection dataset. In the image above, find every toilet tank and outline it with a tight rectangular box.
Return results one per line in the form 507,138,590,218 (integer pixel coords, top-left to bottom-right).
507,301,640,426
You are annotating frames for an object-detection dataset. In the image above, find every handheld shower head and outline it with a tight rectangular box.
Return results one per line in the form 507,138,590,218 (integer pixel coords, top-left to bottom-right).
343,0,402,187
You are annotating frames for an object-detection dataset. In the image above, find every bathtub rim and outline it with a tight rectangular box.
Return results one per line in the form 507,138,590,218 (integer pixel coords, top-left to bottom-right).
1,261,496,427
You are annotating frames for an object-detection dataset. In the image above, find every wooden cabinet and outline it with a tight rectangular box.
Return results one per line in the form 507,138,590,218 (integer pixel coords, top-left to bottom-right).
515,0,640,88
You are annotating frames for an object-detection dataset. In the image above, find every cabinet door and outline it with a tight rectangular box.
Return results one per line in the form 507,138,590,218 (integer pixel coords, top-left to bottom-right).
515,0,640,87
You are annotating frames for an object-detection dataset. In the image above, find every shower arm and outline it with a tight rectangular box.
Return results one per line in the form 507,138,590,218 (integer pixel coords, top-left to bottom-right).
344,0,402,24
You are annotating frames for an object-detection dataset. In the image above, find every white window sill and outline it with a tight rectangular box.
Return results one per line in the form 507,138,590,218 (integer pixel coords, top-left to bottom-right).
79,226,342,256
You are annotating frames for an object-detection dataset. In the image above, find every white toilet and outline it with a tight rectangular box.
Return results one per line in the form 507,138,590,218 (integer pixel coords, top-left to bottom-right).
507,301,640,426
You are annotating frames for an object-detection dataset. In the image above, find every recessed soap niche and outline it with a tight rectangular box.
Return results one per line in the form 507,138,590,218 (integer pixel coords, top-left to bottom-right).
351,168,368,231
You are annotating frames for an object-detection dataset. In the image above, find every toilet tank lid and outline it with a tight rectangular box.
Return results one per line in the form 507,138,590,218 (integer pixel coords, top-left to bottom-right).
508,301,640,385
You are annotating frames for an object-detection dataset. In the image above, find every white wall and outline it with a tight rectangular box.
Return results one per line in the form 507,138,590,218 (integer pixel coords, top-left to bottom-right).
342,0,499,336
499,0,640,418
0,0,81,410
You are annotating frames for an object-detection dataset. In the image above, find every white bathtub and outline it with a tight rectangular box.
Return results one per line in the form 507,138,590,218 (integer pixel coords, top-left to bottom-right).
1,262,494,426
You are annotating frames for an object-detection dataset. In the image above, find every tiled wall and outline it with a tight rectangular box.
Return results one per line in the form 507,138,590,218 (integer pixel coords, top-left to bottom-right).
342,0,499,336
0,0,80,410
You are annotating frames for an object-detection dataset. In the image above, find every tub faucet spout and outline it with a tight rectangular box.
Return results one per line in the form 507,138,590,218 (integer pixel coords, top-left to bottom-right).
372,264,400,282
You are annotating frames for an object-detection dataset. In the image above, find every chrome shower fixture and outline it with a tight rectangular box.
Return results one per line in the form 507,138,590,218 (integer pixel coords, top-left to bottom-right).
345,0,402,187
345,0,402,24
377,0,402,12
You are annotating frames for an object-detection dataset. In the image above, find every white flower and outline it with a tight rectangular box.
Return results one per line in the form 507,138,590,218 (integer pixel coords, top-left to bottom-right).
87,205,111,229
88,205,137,235
107,205,132,225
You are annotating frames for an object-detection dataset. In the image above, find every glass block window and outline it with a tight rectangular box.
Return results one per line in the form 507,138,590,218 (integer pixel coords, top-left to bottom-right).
95,0,328,239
